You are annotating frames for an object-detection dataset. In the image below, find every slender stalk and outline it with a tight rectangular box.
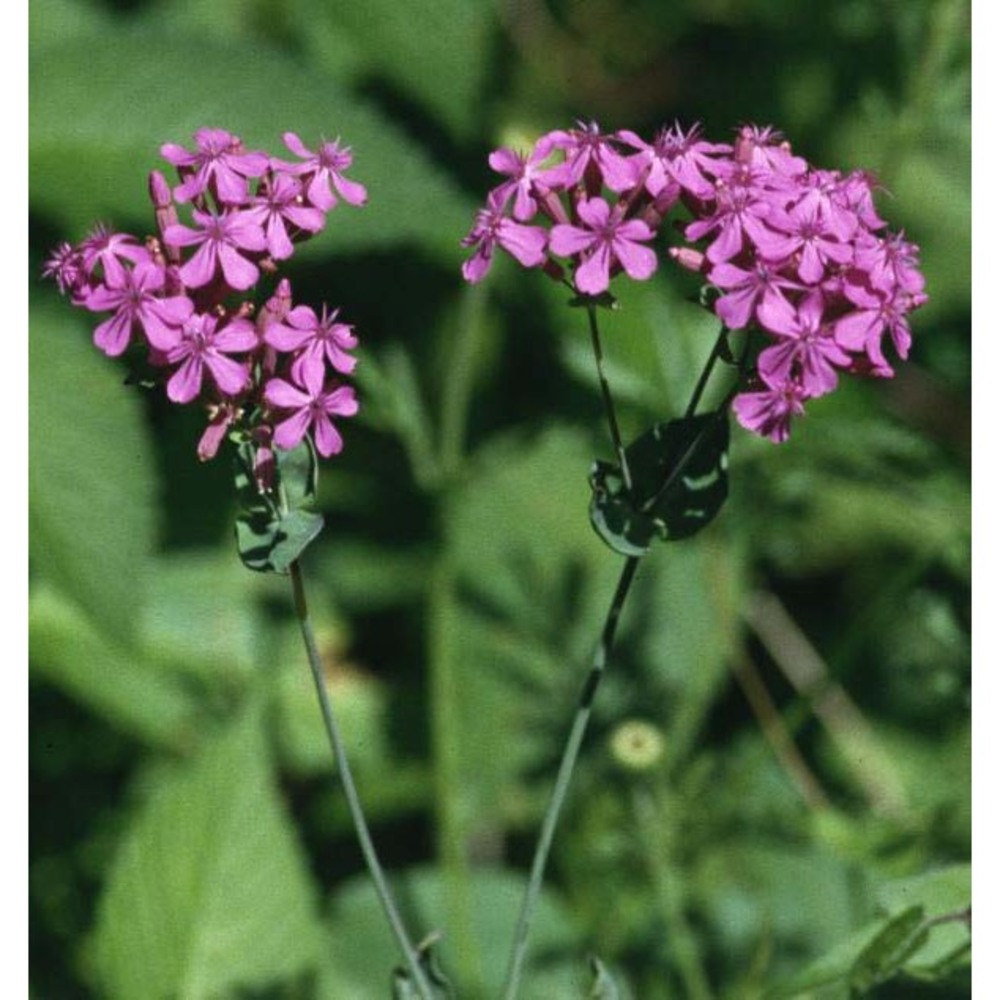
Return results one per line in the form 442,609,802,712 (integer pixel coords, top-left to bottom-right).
685,325,730,420
289,560,435,1000
502,317,742,997
502,555,640,999
586,302,634,494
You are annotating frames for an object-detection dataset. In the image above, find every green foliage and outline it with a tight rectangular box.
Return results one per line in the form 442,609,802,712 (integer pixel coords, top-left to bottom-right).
30,0,969,997
589,413,730,556
91,706,323,1000
29,303,157,644
234,440,325,574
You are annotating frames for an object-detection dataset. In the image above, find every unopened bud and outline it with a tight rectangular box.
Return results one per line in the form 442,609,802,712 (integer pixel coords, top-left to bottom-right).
669,246,707,274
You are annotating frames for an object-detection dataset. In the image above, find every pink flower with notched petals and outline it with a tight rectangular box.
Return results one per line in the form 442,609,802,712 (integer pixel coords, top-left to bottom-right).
732,381,808,443
264,304,357,384
619,122,730,199
244,173,326,260
78,224,150,288
756,292,850,397
163,313,257,404
164,209,267,291
160,128,269,205
541,121,637,193
549,197,657,295
708,259,803,331
265,364,359,458
487,135,557,221
461,191,548,283
85,261,194,357
279,133,368,211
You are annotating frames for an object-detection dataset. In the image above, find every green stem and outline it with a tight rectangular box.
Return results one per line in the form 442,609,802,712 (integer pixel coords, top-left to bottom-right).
586,303,634,494
502,321,742,997
289,560,434,1000
502,555,641,999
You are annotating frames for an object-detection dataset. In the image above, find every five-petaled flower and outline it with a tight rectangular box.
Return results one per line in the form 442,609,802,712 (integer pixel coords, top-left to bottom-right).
265,364,360,458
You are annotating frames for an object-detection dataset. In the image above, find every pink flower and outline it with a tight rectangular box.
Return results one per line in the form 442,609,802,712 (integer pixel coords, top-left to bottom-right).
244,173,326,260
620,122,730,199
460,191,548,282
163,313,257,403
264,304,357,384
85,261,193,356
756,292,850,396
279,133,368,211
160,128,269,205
42,242,85,297
164,209,267,291
732,382,807,443
541,121,637,193
78,225,150,287
549,197,657,295
708,260,803,331
487,135,557,221
265,364,359,457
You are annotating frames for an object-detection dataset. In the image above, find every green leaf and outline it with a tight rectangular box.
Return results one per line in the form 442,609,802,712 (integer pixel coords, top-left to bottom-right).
29,302,157,644
29,584,199,750
29,30,473,254
92,706,322,1000
589,413,730,556
234,442,325,574
849,905,927,994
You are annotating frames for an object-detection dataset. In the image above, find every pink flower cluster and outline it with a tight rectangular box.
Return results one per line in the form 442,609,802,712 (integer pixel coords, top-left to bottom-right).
460,122,927,441
43,127,367,473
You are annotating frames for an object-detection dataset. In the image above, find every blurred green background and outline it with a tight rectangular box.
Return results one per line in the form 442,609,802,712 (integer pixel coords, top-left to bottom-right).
29,0,970,997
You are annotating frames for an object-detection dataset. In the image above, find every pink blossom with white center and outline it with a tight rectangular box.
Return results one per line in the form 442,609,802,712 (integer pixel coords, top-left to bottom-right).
264,304,358,384
160,128,270,205
279,133,368,211
461,191,548,283
550,196,657,295
164,209,267,291
488,134,558,221
85,261,194,356
265,364,359,458
541,121,638,193
731,381,808,443
163,313,257,404
756,292,850,396
244,173,326,260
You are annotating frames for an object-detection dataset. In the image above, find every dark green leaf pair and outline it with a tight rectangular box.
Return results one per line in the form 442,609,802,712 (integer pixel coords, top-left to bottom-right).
589,413,730,557
234,441,325,574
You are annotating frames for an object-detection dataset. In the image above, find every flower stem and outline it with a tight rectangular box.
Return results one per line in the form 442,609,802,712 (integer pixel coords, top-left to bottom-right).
685,324,730,419
502,320,742,997
586,302,634,494
501,555,641,1000
289,560,435,1000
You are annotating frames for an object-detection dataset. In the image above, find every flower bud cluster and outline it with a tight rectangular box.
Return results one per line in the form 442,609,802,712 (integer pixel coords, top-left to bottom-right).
461,121,927,441
44,127,367,474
